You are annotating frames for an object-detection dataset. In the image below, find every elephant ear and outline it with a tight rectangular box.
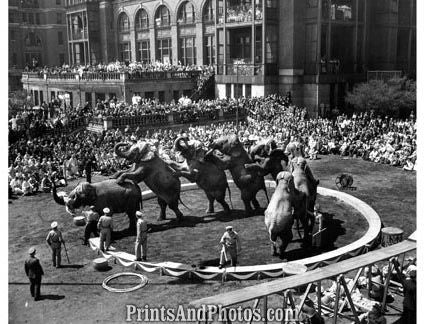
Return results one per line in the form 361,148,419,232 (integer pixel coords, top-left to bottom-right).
78,182,97,203
137,142,156,162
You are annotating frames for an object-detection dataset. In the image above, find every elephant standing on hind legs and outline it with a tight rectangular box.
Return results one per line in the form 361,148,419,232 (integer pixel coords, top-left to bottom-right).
264,171,296,258
113,141,185,221
168,136,232,214
291,157,319,248
205,134,268,215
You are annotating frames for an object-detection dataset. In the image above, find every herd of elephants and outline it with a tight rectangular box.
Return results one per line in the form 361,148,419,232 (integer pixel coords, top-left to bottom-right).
52,135,319,257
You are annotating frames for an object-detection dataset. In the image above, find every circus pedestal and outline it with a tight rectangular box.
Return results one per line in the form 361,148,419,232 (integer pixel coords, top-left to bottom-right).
380,227,403,247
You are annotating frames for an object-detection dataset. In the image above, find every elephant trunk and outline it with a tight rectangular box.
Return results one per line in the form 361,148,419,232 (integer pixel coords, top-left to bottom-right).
52,182,65,206
114,142,131,159
174,136,189,154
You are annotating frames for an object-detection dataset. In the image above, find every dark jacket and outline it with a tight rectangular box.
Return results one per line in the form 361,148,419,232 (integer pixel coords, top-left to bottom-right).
25,256,44,279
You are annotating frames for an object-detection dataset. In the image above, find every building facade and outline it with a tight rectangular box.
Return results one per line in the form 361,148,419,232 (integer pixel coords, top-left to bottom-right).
9,0,68,90
60,0,416,114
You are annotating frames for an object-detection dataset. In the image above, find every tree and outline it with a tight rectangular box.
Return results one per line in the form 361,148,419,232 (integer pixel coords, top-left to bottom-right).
345,78,416,118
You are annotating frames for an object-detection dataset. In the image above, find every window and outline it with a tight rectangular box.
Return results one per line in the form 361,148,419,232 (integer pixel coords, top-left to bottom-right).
12,53,17,66
28,13,34,24
158,91,165,103
10,30,16,41
203,0,215,22
265,27,278,63
155,5,170,27
203,35,215,65
25,32,42,46
35,13,40,24
137,40,150,64
57,13,63,24
266,0,277,7
156,38,172,63
178,1,195,24
331,0,353,21
118,13,130,32
9,11,17,23
179,37,196,65
119,42,131,61
136,9,149,30
56,0,61,4
58,31,63,45
59,53,65,64
145,91,154,99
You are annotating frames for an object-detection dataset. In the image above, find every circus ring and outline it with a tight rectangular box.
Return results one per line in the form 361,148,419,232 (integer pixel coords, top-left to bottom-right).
89,180,382,281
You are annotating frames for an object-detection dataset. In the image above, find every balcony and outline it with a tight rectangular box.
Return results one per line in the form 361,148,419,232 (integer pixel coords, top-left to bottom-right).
218,5,263,24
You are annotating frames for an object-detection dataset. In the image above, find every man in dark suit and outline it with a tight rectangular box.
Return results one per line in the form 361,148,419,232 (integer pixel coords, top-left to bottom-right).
24,247,44,301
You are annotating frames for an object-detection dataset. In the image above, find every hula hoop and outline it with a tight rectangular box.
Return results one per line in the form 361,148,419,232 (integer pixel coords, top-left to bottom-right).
102,272,148,293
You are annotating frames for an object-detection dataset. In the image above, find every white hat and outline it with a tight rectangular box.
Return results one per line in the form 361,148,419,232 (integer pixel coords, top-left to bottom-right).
103,208,111,214
406,265,417,278
226,226,233,230
51,221,58,229
28,247,36,255
136,211,143,218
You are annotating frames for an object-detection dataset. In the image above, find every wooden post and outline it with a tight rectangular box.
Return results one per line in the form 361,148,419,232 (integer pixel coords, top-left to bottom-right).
381,260,393,312
340,275,360,324
339,267,364,313
333,276,342,324
367,265,372,298
263,296,268,324
297,283,313,317
316,280,322,316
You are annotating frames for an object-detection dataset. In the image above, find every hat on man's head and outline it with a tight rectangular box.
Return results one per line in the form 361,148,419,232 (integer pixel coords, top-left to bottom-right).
406,265,417,278
90,205,96,210
103,207,111,215
28,247,36,255
226,226,233,231
51,221,58,229
136,211,143,218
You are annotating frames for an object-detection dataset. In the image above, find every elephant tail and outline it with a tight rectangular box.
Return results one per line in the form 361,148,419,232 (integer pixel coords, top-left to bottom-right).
262,182,270,204
226,183,234,209
179,198,191,211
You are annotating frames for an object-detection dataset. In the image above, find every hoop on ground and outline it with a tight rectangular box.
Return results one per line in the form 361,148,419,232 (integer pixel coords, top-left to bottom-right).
102,272,148,293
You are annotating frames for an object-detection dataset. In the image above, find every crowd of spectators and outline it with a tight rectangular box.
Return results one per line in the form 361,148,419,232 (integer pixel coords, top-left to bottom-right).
8,94,416,198
25,60,214,78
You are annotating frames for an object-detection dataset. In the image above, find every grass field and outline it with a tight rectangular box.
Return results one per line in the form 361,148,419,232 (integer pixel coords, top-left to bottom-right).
8,155,416,323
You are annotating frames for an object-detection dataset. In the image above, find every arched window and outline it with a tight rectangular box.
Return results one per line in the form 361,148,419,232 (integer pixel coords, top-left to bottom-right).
118,13,130,33
135,9,149,30
178,1,195,24
25,32,41,46
155,5,170,27
203,0,214,22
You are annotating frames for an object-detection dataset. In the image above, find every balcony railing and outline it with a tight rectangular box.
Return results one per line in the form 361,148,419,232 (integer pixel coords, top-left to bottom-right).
22,70,202,82
224,5,263,23
216,63,264,76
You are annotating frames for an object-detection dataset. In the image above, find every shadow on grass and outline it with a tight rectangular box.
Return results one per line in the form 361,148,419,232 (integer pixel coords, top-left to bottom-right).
59,264,84,269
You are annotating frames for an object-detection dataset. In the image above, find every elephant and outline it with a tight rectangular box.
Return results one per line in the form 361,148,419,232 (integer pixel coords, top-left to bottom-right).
205,134,268,214
113,141,184,221
264,171,296,257
244,139,289,181
291,157,319,247
52,179,142,231
168,136,232,214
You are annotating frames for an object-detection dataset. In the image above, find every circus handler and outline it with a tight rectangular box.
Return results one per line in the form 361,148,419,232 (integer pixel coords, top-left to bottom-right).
135,210,148,262
98,208,113,252
24,247,44,301
83,205,99,246
46,221,65,268
219,226,241,269
391,258,416,324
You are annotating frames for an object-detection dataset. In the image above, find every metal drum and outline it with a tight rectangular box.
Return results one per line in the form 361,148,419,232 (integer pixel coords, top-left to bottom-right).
93,257,109,271
381,227,403,247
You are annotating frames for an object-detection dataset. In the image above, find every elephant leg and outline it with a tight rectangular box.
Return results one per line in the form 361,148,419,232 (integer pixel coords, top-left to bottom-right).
167,199,183,221
157,197,167,221
270,233,278,256
279,231,293,258
217,197,230,213
205,193,215,214
251,197,260,210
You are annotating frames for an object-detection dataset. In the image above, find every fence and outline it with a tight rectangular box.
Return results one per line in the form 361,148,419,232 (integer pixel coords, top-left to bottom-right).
191,234,416,324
